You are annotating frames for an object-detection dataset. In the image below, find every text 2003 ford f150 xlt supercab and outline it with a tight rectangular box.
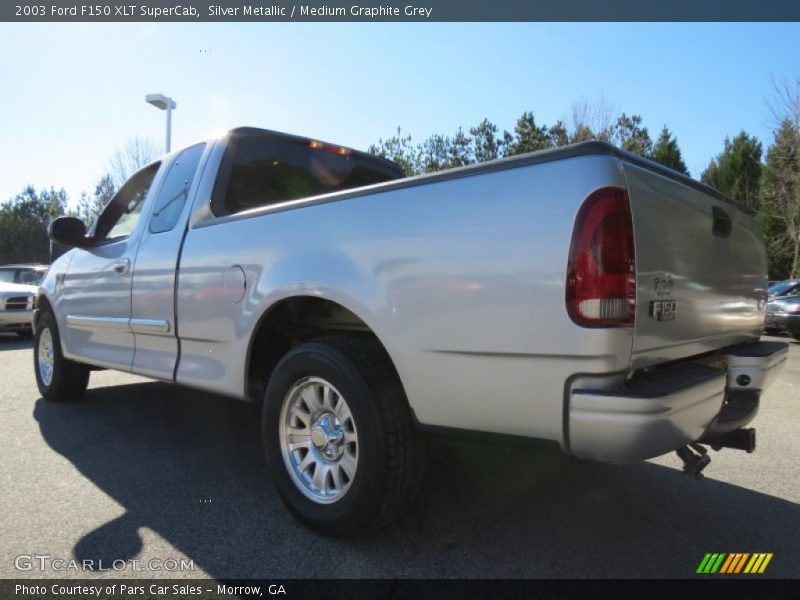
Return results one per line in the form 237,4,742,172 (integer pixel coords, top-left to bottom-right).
35,127,788,536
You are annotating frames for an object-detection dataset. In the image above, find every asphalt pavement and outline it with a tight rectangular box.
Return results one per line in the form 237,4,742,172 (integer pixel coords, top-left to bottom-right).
1,333,798,579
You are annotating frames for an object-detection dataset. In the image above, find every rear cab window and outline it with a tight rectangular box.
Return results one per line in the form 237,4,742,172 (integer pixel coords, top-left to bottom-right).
211,129,405,216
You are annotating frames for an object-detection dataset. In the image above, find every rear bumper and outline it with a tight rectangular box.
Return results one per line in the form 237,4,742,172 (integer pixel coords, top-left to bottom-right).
568,340,788,462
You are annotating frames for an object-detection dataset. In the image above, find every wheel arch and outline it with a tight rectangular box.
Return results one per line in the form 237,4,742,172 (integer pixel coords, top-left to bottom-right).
244,294,408,407
34,293,54,327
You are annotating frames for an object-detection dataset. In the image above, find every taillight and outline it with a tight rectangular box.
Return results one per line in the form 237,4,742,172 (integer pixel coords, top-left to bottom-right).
566,187,635,327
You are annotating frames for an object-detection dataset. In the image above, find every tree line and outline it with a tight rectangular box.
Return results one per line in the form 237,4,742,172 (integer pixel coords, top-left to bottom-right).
0,138,158,265
1,82,798,279
369,110,688,176
368,83,800,279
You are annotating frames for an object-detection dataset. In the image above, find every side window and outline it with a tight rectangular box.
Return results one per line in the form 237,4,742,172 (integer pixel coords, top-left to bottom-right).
149,143,206,233
96,163,160,242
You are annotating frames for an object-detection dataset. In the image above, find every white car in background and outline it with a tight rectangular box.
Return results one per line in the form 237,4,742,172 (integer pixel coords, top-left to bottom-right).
0,264,48,338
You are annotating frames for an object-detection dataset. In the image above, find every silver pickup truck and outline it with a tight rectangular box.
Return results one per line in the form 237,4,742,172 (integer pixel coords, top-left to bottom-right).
36,127,788,536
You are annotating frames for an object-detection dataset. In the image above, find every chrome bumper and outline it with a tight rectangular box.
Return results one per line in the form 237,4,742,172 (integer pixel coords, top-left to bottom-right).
0,309,34,330
568,340,789,462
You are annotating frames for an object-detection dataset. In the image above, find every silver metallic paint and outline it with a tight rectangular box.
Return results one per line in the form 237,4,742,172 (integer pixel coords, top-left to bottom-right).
176,153,632,442
38,135,774,458
129,143,212,380
569,342,786,462
58,161,167,371
623,163,766,368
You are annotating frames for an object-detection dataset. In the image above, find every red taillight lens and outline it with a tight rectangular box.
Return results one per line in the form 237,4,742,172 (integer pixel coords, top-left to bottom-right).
566,187,635,328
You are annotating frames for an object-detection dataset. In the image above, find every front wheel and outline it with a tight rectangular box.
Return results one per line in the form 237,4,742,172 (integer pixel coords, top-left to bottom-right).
34,311,90,401
262,337,425,537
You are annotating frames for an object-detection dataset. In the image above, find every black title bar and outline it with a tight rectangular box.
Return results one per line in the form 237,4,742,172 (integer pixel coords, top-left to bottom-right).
3,578,800,600
5,0,800,22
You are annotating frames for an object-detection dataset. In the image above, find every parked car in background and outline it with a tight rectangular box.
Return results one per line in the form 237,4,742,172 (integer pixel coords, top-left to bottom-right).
765,296,800,339
0,265,46,337
0,264,48,287
767,279,800,300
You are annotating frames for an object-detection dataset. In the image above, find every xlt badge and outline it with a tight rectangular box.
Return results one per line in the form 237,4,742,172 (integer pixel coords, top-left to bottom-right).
650,299,677,321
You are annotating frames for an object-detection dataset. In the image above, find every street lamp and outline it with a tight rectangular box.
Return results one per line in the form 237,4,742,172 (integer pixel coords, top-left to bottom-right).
145,93,177,153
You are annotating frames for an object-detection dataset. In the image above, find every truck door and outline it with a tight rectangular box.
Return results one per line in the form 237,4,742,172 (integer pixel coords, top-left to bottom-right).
130,142,208,380
60,163,161,369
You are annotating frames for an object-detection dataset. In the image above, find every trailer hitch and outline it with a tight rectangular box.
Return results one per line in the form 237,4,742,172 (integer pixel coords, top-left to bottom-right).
700,428,756,453
675,443,711,480
676,428,757,480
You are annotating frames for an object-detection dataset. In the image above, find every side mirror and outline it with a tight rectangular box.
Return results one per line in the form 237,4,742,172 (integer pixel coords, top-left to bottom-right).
48,217,89,248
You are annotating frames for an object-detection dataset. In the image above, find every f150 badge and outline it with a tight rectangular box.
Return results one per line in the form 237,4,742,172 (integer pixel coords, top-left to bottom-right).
650,299,677,321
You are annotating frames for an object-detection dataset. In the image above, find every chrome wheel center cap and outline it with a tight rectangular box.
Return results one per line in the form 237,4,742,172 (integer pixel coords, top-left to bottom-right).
279,377,359,504
310,413,344,458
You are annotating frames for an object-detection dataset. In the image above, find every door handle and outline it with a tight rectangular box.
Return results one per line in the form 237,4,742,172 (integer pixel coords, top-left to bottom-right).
712,206,732,238
113,259,131,275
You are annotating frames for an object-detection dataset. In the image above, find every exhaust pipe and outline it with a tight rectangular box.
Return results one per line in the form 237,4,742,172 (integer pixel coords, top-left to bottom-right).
702,428,756,453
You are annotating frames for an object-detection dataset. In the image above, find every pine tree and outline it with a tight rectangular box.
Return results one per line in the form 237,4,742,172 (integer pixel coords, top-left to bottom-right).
759,119,800,278
701,131,763,209
505,111,550,156
650,126,689,174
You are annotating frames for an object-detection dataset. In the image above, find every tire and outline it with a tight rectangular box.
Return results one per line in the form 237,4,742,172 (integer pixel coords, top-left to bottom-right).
34,311,90,401
262,337,425,537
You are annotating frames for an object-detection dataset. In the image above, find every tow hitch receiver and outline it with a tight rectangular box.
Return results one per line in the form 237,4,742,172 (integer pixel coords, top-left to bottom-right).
701,427,756,453
676,443,711,479
677,428,757,480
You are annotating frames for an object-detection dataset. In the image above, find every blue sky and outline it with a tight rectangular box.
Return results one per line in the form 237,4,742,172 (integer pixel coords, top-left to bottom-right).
0,22,798,204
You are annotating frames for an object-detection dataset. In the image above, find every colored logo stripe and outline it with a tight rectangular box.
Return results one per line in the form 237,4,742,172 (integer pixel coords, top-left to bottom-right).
744,553,773,574
697,553,726,573
697,553,773,574
720,553,749,573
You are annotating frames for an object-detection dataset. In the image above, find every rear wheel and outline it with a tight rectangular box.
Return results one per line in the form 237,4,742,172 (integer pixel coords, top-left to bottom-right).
34,311,90,401
262,337,425,537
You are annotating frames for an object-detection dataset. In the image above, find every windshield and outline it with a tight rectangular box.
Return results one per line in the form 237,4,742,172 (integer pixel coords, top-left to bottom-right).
769,281,800,297
0,268,44,286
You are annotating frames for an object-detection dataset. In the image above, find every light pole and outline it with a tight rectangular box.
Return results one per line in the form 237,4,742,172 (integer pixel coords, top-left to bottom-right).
145,93,177,153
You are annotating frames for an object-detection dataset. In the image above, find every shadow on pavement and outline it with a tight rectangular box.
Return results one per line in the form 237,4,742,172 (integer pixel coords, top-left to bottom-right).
34,381,799,578
0,333,33,351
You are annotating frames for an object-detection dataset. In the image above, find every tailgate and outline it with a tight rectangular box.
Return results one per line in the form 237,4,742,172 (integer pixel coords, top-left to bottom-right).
622,162,767,369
